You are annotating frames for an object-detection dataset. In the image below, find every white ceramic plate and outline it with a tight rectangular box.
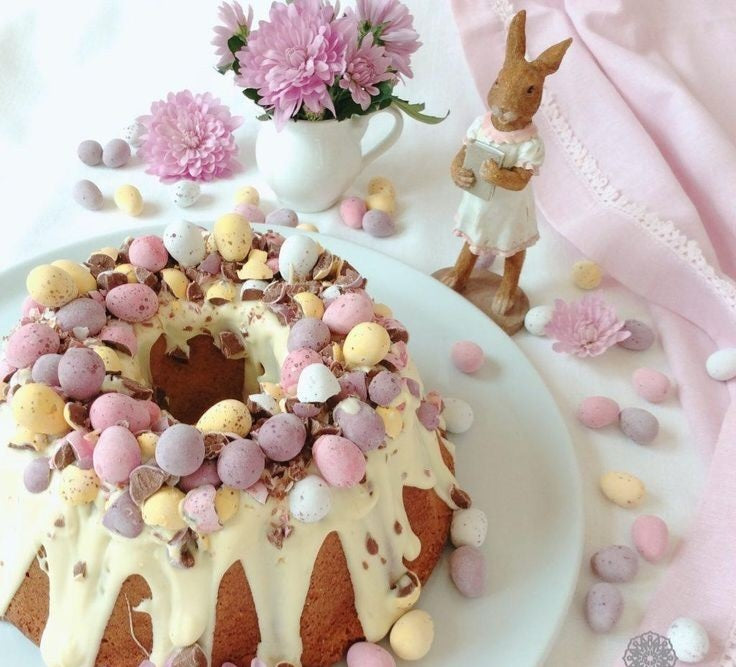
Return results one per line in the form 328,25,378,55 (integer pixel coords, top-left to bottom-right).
0,225,582,667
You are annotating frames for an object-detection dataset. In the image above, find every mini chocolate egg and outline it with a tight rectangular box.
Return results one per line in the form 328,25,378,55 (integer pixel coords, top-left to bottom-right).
706,348,736,381
524,305,554,336
27,264,78,308
451,340,484,374
141,487,186,531
343,323,391,369
280,348,323,393
368,371,402,406
215,486,240,523
450,507,488,548
24,456,52,494
667,617,710,663
366,192,396,216
171,181,201,208
99,322,138,356
390,610,434,661
12,383,68,434
617,319,655,351
599,471,646,508
206,281,237,303
31,354,62,386
214,213,253,262
289,474,332,523
73,179,103,211
288,318,331,353
297,363,340,403
6,322,60,368
585,583,623,633
105,283,159,323
181,484,222,534
196,399,252,436
346,642,395,667
619,407,659,444
114,184,144,216
632,367,671,403
313,434,366,487
163,221,207,267
362,210,396,238
296,223,319,232
376,406,402,438
266,208,299,228
59,465,100,505
103,490,144,538
129,235,169,272
367,176,396,198
51,260,97,295
161,268,189,299
121,121,145,148
339,197,367,229
631,514,669,563
217,439,264,490
590,545,639,583
58,347,106,400
449,545,487,598
442,397,474,434
323,290,374,335
293,292,325,319
90,392,149,433
334,398,386,452
278,235,321,283
234,185,259,206
572,259,603,290
577,396,620,429
93,425,142,483
77,139,102,166
102,138,131,168
234,202,266,223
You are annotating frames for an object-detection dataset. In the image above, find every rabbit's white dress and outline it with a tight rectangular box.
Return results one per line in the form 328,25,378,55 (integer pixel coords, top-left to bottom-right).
454,114,545,256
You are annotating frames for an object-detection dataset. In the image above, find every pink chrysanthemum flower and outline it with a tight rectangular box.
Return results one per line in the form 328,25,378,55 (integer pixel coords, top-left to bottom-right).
545,295,631,357
212,1,254,69
339,33,394,110
236,0,348,129
137,90,243,183
353,0,421,78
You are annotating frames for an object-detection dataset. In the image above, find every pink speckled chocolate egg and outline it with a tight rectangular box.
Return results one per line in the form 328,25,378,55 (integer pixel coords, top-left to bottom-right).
58,347,106,400
6,322,60,368
449,545,487,598
55,297,107,336
181,484,221,534
577,396,620,429
280,348,323,392
90,392,150,432
93,425,142,483
451,340,484,374
632,368,671,404
217,438,265,488
266,208,299,228
21,296,43,318
631,515,669,563
234,202,266,223
362,210,396,238
346,642,396,667
99,322,138,355
179,460,221,493
128,236,169,272
312,434,366,488
323,290,374,335
105,283,159,323
339,197,367,229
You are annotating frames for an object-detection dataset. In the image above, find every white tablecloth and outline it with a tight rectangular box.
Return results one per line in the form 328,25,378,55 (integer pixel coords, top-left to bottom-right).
0,1,703,665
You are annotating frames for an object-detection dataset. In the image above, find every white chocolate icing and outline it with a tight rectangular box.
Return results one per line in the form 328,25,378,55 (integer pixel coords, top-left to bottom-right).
0,290,458,667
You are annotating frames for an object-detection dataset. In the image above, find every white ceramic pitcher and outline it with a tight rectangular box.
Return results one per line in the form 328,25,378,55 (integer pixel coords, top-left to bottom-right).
255,107,404,213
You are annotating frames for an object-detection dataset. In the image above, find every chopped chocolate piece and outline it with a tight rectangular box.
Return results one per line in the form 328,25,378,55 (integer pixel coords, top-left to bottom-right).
218,331,245,359
291,402,320,419
450,485,472,509
311,251,336,280
220,261,240,283
8,442,36,452
167,528,197,569
51,441,76,471
129,465,167,507
381,317,410,343
268,300,301,326
134,267,160,291
117,237,133,264
203,432,228,459
198,253,222,275
366,534,379,556
54,517,65,528
168,346,189,362
362,561,369,570
64,402,89,430
96,271,128,292
86,253,115,277
394,520,403,535
392,570,420,598
262,281,288,304
120,377,154,401
241,288,265,301
73,561,87,580
166,644,208,667
185,281,204,304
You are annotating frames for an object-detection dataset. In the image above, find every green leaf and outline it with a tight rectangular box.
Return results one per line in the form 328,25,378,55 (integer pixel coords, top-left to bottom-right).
242,88,262,103
227,35,245,55
391,96,449,125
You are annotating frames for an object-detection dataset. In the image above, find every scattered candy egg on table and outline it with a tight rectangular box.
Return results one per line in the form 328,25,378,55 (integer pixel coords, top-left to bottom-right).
343,322,391,369
163,221,207,267
585,583,623,633
449,545,487,598
51,261,96,295
334,398,386,452
114,184,144,216
451,340,484,374
142,487,186,531
102,138,131,168
577,396,620,429
217,439,265,490
280,348,323,392
24,457,51,493
155,424,205,477
265,208,299,227
451,507,488,548
278,235,320,282
234,185,259,206
617,319,655,351
362,210,396,238
171,181,201,208
103,490,144,538
571,259,603,290
313,434,366,488
340,197,367,229
619,407,659,445
600,471,646,508
368,370,402,406
27,264,78,308
129,235,169,272
181,484,222,534
289,474,332,523
31,354,62,386
12,383,68,434
442,397,474,434
297,223,319,232
258,413,306,462
366,192,396,216
590,545,639,583
234,202,266,223
390,609,434,661
323,290,374,335
297,363,340,403
6,322,60,368
705,348,736,382
667,617,710,663
73,179,104,211
93,425,141,484
632,367,671,403
367,176,396,198
346,641,395,667
57,347,105,400
59,465,100,505
122,121,145,148
524,305,554,336
77,139,103,166
90,392,149,432
105,283,159,323
632,514,669,563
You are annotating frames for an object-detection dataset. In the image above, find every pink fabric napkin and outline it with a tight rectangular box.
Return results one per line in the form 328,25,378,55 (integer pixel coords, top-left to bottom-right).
451,0,736,663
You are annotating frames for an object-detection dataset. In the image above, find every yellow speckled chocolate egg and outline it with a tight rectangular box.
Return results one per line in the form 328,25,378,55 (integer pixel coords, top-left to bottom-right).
114,184,144,216
214,213,253,262
368,176,396,198
390,609,434,661
343,322,391,369
161,268,189,299
572,260,603,290
27,264,78,308
366,192,396,216
373,303,393,318
114,263,139,283
600,471,646,508
215,486,240,523
206,281,237,303
293,292,325,319
12,383,69,435
96,246,119,261
296,223,319,232
10,426,48,451
51,260,96,294
196,399,252,436
377,406,403,438
142,487,186,530
234,185,260,206
90,345,122,373
137,431,159,460
59,466,100,505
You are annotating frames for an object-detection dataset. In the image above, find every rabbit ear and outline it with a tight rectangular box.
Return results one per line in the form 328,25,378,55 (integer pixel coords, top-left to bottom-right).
504,10,527,64
533,38,572,76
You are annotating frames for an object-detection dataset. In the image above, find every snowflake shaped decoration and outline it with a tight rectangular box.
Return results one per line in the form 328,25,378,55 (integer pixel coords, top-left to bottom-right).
623,631,677,667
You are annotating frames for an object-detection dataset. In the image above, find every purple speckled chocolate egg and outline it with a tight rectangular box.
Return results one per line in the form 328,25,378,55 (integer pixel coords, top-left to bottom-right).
103,490,144,538
31,353,62,386
287,318,331,352
155,424,205,477
449,545,487,598
362,209,396,238
105,283,159,323
73,179,104,211
58,347,106,400
257,413,306,462
6,322,60,368
590,545,639,583
617,319,655,351
77,140,102,166
24,457,51,493
334,398,385,452
56,297,107,336
368,370,402,406
585,583,623,633
217,438,265,490
102,138,131,168
265,208,299,227
619,407,659,445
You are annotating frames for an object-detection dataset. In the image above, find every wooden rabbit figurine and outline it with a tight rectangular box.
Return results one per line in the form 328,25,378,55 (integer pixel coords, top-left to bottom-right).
434,10,571,334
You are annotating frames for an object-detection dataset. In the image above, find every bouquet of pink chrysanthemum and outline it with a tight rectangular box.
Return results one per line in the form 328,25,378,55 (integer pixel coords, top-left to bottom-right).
213,0,445,130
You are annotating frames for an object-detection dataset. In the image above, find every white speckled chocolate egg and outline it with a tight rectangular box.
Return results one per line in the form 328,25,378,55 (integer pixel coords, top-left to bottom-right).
122,121,145,148
171,181,201,208
668,618,710,663
289,474,332,523
278,235,320,283
450,507,487,548
163,221,207,267
706,348,736,382
524,305,554,336
442,397,474,434
296,363,340,404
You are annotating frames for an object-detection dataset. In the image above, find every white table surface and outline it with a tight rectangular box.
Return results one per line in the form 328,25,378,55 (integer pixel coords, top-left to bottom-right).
0,1,704,665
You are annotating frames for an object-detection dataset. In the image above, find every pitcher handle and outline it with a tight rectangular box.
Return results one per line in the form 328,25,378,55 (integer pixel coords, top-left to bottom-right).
361,106,404,169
